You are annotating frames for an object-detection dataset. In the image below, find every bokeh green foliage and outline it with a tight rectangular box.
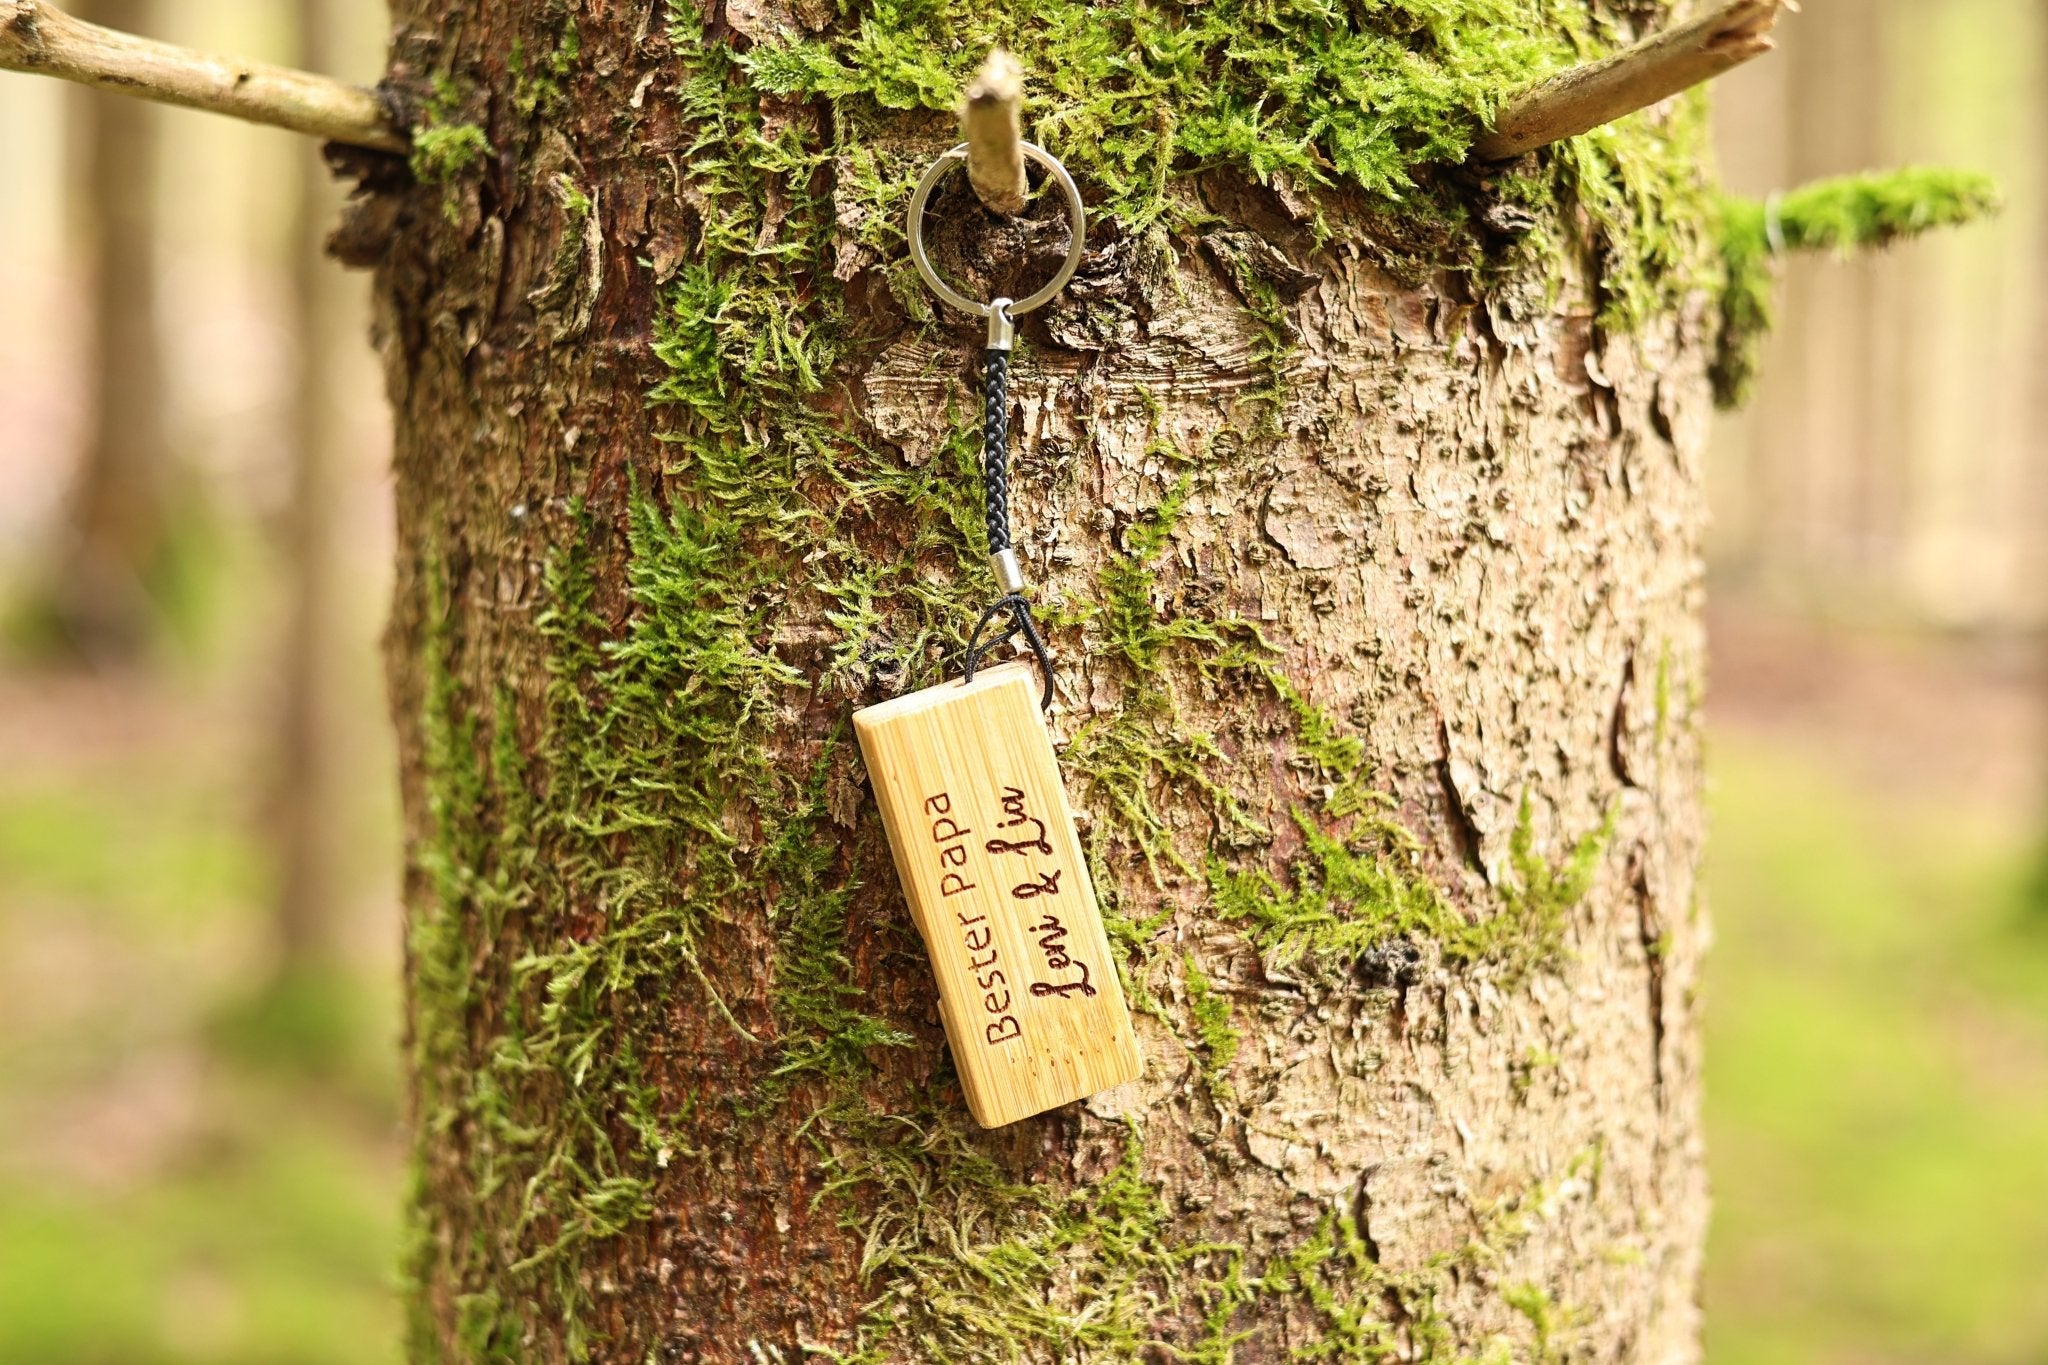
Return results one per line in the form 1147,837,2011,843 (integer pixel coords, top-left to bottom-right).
1704,740,2048,1364
0,772,400,1365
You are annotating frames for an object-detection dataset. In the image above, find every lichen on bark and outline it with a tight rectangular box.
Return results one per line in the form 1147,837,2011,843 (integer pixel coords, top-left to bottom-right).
377,0,1724,1358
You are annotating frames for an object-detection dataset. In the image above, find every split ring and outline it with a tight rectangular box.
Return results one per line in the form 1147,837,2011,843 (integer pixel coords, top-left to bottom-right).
906,142,1087,319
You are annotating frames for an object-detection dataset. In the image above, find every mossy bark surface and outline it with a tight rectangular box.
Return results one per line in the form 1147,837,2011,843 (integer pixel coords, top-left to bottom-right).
366,1,1714,1359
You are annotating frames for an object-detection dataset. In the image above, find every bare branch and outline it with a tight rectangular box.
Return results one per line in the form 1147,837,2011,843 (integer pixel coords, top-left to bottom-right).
1472,0,1785,162
961,49,1026,217
0,0,405,154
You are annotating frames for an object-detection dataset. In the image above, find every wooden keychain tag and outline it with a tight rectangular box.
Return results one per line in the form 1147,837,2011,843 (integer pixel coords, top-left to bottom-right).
855,661,1142,1127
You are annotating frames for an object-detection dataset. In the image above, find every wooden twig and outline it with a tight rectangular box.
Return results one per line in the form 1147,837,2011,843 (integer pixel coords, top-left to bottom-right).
0,0,405,154
961,49,1027,217
1472,0,1785,161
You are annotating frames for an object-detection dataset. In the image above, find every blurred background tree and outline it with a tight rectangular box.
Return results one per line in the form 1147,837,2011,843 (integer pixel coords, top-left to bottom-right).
266,0,348,1000
0,0,2043,1361
0,3,400,1360
27,0,178,662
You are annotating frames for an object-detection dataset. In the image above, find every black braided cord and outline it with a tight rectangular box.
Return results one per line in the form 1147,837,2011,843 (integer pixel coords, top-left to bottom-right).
963,594,1055,710
961,342,1056,709
982,347,1012,554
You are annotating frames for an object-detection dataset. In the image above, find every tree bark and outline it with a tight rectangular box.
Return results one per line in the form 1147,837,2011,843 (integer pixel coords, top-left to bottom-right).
370,3,1713,1360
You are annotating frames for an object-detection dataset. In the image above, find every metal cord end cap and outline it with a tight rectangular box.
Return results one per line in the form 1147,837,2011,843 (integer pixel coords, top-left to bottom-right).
991,548,1027,595
986,299,1015,352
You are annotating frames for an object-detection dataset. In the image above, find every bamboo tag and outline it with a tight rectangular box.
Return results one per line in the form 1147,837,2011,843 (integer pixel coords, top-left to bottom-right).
854,661,1142,1128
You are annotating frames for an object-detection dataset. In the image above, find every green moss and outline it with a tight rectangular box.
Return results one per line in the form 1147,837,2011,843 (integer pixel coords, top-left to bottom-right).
1183,954,1240,1099
410,75,492,194
411,502,1605,1352
734,0,1731,331
411,122,492,183
1509,1046,1562,1102
1652,640,1673,751
1209,661,1574,988
1498,790,1612,963
1503,1282,1577,1362
1712,167,2001,405
1208,809,1448,975
818,1117,1586,1363
510,15,582,119
1200,233,1301,432
405,493,917,1354
764,747,916,1091
1254,1210,1449,1360
404,559,518,1359
1207,792,1612,984
1244,1152,1601,1363
1556,93,1722,327
1267,670,1376,818
1096,474,1198,676
749,0,1572,224
1058,473,1273,890
810,1117,1280,1362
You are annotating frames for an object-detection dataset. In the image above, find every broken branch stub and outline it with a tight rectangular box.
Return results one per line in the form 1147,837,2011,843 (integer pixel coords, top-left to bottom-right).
961,49,1028,217
1472,0,1785,162
0,0,405,153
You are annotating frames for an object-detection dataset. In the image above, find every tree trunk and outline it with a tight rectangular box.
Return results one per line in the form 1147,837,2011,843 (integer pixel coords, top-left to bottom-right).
1746,0,1888,603
268,0,350,982
368,3,1713,1359
2035,0,2048,901
44,0,170,661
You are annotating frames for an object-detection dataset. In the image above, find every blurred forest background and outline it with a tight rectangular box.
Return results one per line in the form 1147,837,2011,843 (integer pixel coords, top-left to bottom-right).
1,1,2045,1362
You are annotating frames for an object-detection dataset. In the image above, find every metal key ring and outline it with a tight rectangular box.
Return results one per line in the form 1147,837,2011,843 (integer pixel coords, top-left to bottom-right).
906,142,1087,319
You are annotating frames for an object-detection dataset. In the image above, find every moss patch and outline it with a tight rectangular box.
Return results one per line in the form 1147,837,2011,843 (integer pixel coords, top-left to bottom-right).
1206,790,1609,984
819,1121,1234,1361
510,14,582,119
404,494,919,1356
729,0,1744,355
815,1119,1594,1362
1183,953,1240,1101
1209,808,1457,976
1067,474,1272,886
750,0,1634,226
1712,167,2001,405
409,74,493,197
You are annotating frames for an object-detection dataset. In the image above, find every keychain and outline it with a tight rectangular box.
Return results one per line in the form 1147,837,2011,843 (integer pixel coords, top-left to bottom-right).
852,142,1142,1129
